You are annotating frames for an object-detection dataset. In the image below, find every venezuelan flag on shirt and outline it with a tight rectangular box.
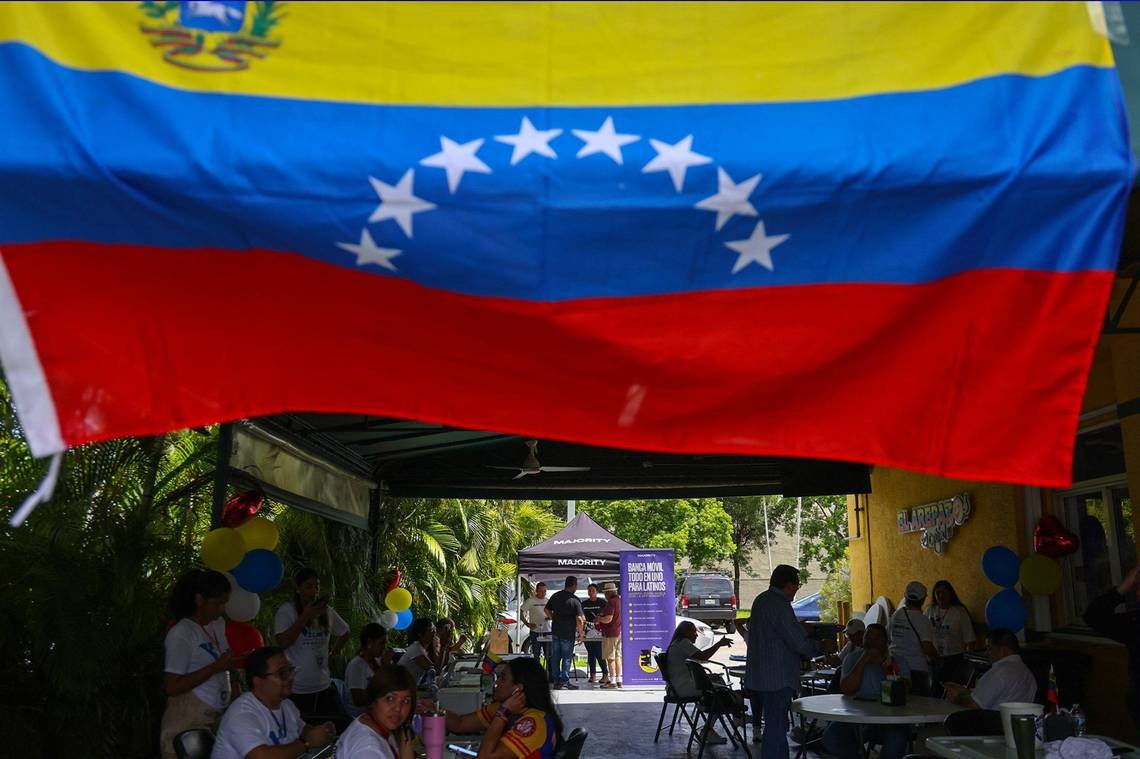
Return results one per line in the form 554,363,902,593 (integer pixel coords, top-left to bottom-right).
0,2,1131,486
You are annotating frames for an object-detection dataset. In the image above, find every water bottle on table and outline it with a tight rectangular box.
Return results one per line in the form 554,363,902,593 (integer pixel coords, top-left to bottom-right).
1069,703,1087,737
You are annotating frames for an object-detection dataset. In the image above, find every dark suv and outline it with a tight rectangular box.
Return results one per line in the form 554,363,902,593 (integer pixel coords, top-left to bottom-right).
677,573,737,633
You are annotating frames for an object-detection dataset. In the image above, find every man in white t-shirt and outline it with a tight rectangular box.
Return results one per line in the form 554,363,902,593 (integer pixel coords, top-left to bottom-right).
943,628,1037,710
889,581,938,696
212,646,336,759
521,582,551,666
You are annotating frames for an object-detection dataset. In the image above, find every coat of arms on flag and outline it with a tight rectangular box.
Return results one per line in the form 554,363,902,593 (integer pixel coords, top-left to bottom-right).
137,0,284,71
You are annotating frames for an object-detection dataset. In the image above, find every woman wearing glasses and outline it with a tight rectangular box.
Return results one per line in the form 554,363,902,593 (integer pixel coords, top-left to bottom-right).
337,663,418,759
213,647,336,759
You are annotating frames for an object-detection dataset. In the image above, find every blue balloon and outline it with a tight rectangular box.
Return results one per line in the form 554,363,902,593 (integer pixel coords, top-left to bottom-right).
394,608,414,631
985,588,1027,633
981,546,1021,587
231,548,284,594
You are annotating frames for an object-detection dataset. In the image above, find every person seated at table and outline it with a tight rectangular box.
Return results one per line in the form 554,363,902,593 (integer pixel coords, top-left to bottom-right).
345,623,393,716
336,663,417,759
665,621,735,744
821,623,911,759
837,619,865,662
471,657,563,759
397,618,441,684
942,628,1036,711
212,646,337,759
432,617,469,671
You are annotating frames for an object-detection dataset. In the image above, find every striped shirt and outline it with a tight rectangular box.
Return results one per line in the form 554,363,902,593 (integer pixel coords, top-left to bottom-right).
743,588,817,693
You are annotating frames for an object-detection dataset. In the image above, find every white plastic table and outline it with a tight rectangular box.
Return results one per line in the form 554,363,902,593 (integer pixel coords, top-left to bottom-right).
790,694,963,759
926,735,1140,758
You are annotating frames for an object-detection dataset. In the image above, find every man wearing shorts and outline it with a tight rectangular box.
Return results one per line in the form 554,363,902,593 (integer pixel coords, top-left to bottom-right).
596,582,622,688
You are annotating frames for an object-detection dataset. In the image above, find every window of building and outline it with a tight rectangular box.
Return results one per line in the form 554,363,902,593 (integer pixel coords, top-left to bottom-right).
1056,424,1135,626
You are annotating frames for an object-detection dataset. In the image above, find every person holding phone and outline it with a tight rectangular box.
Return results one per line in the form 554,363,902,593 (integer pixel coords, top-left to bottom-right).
274,567,352,731
336,663,417,759
471,657,563,759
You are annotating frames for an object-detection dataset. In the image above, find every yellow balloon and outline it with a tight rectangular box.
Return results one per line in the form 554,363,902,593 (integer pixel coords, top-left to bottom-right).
236,516,280,551
201,528,246,572
386,587,413,612
1020,554,1062,595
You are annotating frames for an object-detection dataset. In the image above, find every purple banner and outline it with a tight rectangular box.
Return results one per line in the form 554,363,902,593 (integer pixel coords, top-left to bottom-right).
619,549,676,686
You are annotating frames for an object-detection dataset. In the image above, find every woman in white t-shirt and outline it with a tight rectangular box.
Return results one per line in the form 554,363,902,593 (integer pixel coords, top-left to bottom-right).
274,567,352,731
337,663,417,759
397,618,442,684
925,580,978,693
345,623,392,716
159,569,238,759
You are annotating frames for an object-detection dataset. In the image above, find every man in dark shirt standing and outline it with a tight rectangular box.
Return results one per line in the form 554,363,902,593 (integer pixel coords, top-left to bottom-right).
545,575,586,689
580,583,609,684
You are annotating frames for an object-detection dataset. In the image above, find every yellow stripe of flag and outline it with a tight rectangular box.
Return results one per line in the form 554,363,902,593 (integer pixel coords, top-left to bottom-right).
0,1,1113,106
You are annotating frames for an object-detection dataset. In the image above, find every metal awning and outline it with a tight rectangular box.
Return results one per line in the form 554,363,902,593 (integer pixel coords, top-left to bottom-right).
241,412,871,501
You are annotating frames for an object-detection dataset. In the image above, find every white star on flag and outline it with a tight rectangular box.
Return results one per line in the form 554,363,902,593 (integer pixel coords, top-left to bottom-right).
336,228,401,271
696,167,762,230
495,117,563,165
572,116,640,165
642,135,713,192
725,220,790,273
420,136,492,193
367,169,436,237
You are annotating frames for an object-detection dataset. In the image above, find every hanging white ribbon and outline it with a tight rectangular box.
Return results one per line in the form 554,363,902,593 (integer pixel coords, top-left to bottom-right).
8,452,62,527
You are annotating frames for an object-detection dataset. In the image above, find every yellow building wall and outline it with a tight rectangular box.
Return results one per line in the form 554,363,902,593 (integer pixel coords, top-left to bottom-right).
848,469,1023,621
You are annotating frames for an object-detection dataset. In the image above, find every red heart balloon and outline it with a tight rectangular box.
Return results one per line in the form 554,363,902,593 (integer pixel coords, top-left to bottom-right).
1034,514,1080,558
387,568,402,594
221,490,264,528
225,620,265,667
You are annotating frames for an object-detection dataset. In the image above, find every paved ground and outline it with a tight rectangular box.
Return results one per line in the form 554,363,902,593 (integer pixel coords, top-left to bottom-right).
550,635,829,758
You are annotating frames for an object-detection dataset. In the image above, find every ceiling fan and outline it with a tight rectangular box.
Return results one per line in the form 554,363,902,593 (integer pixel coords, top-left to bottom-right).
488,439,591,479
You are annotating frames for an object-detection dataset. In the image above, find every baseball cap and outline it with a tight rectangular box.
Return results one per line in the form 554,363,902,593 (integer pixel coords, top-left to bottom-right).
904,581,927,602
844,619,865,636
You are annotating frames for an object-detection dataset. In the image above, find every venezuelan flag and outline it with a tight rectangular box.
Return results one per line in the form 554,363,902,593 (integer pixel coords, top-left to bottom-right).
481,649,501,675
0,2,1131,486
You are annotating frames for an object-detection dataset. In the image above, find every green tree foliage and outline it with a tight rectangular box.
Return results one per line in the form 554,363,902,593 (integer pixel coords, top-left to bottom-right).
719,495,776,599
765,495,849,578
0,380,562,757
581,498,736,572
818,551,852,623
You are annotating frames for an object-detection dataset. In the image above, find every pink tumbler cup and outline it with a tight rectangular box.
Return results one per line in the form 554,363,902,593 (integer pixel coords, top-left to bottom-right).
422,713,447,759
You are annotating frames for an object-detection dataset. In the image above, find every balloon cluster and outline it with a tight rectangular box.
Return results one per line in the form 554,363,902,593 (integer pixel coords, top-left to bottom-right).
380,569,414,631
980,516,1077,633
200,491,283,625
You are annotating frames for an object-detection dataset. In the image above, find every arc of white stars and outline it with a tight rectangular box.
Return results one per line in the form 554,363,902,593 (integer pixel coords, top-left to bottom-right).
724,220,790,273
336,228,401,272
367,169,436,237
641,135,712,192
571,116,641,165
695,167,762,230
420,136,492,193
494,117,562,165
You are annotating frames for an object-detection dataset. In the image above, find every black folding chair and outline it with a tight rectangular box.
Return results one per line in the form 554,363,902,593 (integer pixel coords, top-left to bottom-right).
173,729,214,759
653,652,700,742
685,659,751,759
556,727,588,759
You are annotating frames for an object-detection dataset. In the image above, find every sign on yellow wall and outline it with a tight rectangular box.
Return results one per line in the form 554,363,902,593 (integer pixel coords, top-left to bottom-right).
897,494,972,555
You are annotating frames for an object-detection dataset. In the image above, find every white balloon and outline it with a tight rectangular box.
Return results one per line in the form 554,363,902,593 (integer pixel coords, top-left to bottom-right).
380,610,399,629
226,581,261,623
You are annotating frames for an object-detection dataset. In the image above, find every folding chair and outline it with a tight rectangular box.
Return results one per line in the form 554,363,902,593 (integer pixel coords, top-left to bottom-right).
653,652,700,742
685,659,751,759
173,728,214,759
557,727,589,759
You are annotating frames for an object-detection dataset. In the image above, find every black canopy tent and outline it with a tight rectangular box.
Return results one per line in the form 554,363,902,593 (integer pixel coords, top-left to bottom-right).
515,512,642,636
518,512,640,583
